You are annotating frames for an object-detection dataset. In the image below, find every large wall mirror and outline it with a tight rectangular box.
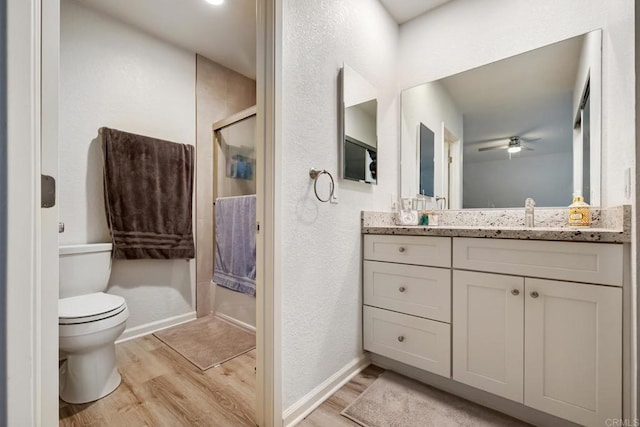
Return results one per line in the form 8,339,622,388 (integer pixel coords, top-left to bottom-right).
341,64,378,184
400,30,602,208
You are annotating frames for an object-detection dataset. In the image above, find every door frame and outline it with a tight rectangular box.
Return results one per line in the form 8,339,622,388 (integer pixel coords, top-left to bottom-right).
442,124,461,209
6,0,283,425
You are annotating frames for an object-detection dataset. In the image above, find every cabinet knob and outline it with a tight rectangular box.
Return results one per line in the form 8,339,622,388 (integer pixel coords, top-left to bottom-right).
397,335,405,342
511,289,519,296
398,247,406,253
399,286,406,293
530,291,539,298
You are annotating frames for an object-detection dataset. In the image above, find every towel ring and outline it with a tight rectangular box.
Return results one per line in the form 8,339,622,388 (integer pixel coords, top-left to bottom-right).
309,168,335,203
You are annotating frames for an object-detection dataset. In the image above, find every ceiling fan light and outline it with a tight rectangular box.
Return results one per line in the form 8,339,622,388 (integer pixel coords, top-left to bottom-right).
205,0,224,5
507,146,522,154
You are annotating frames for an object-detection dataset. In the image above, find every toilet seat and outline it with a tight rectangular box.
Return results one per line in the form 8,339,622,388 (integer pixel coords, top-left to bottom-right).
59,292,126,325
59,293,129,338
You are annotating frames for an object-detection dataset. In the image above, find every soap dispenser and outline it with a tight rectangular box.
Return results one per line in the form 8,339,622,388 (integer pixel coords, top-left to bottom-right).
568,194,590,227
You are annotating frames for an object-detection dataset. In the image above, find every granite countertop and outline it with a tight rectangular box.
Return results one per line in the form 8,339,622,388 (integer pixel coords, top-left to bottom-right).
361,207,631,243
362,225,628,243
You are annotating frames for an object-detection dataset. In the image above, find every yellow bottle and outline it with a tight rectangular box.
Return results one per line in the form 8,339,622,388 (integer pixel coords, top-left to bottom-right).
568,195,590,227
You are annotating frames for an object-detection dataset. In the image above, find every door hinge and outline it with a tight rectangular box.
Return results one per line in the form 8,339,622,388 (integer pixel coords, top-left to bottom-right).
41,175,56,208
448,156,453,164
256,221,260,233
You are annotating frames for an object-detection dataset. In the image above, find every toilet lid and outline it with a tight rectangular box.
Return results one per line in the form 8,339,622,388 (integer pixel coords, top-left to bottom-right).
59,292,126,321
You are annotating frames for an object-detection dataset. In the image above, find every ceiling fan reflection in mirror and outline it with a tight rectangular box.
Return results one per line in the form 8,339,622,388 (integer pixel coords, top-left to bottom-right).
478,136,541,154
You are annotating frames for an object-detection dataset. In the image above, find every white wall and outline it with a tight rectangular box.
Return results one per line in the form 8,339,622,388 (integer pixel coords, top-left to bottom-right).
60,0,196,329
464,152,573,208
401,80,463,200
399,0,634,208
281,0,398,409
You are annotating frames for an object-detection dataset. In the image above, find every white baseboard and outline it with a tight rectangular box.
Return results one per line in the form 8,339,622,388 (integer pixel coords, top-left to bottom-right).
214,312,256,332
283,354,370,427
116,311,197,344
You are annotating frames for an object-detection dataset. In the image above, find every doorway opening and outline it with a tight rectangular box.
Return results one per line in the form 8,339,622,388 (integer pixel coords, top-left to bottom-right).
443,124,461,209
51,0,271,425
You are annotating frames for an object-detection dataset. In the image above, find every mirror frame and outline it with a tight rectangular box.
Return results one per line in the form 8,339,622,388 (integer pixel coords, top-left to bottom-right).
399,30,602,208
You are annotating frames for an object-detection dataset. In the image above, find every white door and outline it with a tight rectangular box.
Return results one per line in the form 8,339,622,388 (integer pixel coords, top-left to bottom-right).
452,270,524,402
524,278,622,427
41,0,61,422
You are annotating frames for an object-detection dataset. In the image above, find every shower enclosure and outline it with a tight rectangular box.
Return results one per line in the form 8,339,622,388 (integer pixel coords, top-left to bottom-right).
210,106,257,329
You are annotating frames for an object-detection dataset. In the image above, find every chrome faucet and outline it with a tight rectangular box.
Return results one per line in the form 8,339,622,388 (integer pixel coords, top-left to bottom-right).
525,198,535,227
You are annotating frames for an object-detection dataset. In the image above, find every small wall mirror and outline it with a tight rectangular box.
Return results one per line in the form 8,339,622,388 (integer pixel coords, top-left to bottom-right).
400,30,602,208
341,64,378,184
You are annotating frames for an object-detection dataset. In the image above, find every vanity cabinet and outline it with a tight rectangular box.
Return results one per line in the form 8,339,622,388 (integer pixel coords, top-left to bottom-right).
363,234,624,427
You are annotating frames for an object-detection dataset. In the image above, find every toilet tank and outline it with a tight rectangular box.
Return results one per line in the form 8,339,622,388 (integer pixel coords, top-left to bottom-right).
59,243,113,299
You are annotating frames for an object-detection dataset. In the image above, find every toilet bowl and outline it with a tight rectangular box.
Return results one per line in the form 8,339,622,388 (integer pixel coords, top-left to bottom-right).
58,244,129,404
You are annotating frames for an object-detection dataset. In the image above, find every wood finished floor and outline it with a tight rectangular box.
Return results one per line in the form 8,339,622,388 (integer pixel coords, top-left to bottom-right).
299,365,385,426
59,335,257,427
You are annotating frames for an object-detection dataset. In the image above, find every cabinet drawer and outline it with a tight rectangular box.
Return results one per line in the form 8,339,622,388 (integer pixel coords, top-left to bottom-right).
364,235,451,267
363,306,450,377
364,261,451,322
453,238,623,286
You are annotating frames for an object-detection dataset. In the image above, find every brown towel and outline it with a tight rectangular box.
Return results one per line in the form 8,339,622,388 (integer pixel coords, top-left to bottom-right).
102,127,195,259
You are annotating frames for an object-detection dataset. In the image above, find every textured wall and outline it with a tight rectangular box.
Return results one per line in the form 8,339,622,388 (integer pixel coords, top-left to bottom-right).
195,55,256,317
281,0,399,409
60,0,196,329
398,0,635,208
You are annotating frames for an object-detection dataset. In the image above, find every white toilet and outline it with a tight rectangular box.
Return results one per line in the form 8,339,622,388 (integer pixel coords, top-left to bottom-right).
58,243,129,404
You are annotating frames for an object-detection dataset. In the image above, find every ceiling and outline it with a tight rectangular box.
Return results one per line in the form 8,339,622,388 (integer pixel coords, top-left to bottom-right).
77,0,257,79
76,0,453,79
379,0,454,24
436,35,584,163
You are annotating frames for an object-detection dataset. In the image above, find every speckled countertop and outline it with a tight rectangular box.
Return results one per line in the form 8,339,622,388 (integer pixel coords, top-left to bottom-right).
361,206,631,243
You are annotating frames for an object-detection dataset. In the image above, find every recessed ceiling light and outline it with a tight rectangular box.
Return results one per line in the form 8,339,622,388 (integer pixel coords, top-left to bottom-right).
205,0,224,5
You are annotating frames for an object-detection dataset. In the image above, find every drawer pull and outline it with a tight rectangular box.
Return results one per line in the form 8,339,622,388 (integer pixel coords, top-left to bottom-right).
530,291,539,298
398,247,406,253
397,335,405,342
399,286,406,293
511,289,520,296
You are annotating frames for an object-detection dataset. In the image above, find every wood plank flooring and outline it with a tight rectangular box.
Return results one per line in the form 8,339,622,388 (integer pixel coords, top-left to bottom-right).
59,334,257,427
298,365,385,426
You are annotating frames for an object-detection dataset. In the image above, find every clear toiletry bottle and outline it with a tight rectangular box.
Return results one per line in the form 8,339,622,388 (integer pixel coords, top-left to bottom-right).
525,198,535,227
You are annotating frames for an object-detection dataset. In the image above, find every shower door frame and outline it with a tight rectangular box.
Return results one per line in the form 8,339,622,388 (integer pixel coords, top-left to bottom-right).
210,107,257,327
7,0,284,426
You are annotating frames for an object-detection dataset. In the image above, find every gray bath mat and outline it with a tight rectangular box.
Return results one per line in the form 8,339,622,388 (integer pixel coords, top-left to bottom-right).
341,371,531,427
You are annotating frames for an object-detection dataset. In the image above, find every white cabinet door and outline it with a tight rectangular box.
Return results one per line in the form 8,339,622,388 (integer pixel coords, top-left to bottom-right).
452,270,524,403
524,278,622,427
